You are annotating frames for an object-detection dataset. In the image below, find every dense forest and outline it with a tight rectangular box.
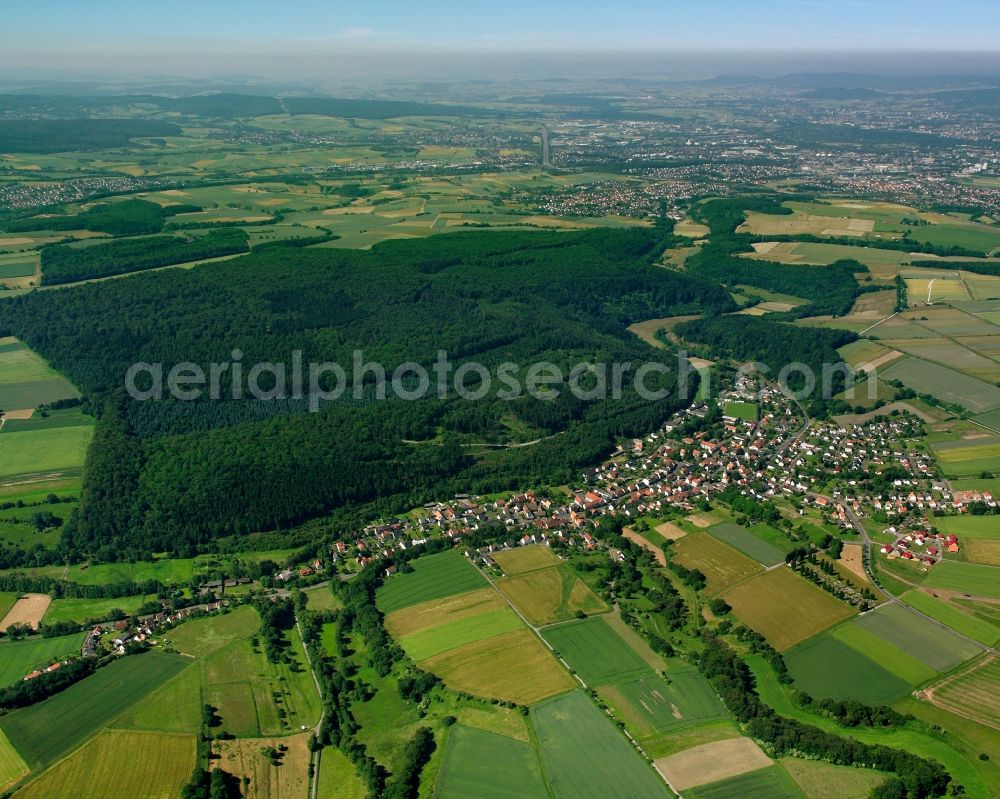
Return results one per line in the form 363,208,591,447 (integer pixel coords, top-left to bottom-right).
4,199,190,236
0,227,736,557
40,228,249,284
0,118,181,152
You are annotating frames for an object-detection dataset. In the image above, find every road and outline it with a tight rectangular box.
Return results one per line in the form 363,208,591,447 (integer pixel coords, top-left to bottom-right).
296,616,326,799
810,490,1000,657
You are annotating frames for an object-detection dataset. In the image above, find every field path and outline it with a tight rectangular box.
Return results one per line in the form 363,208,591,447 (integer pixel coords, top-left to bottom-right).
859,310,899,336
296,615,325,799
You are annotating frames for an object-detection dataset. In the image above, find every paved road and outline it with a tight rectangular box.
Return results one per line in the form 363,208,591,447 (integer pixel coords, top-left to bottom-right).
296,616,326,799
810,491,1000,657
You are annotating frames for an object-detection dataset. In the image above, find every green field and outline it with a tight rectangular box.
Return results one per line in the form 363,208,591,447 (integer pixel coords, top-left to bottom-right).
851,603,983,671
0,727,27,793
687,765,805,799
542,616,650,686
0,592,16,621
0,651,188,768
900,590,1000,646
317,747,367,799
600,669,728,734
881,357,1000,414
0,425,93,480
376,549,487,613
112,662,203,734
399,607,522,661
829,621,937,687
784,633,913,703
0,633,86,689
709,522,786,567
0,338,80,411
163,604,261,657
531,690,671,799
434,725,549,799
672,533,763,595
723,401,759,422
932,515,1000,538
42,596,149,625
781,759,887,799
923,560,1000,599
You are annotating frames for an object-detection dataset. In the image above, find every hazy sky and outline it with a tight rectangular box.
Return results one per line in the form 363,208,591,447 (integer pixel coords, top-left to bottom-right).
1,1,998,78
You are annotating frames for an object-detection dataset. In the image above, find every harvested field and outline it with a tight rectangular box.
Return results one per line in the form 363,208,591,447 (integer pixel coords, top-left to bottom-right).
213,733,311,799
671,533,762,595
838,542,871,584
723,567,855,650
926,656,1000,731
655,737,772,791
384,587,504,638
656,521,688,540
422,629,574,706
0,594,50,632
622,527,666,565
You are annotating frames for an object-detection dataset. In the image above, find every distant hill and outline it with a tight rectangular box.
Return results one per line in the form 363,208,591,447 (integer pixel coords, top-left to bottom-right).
801,87,883,100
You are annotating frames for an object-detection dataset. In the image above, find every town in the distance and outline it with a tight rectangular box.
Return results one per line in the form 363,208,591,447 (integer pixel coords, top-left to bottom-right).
2,9,1000,799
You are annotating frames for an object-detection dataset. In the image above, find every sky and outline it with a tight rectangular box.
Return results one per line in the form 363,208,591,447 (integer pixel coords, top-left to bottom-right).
1,0,998,78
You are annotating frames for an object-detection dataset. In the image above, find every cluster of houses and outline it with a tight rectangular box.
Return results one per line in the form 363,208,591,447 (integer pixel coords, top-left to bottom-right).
879,528,959,566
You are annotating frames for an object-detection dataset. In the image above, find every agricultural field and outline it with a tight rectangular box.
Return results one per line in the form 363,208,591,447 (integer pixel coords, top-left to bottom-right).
0,594,50,632
784,632,913,703
0,337,80,412
881,357,1000,415
543,616,651,685
686,765,806,799
396,607,523,661
900,590,1000,646
41,595,151,625
492,543,563,574
933,515,1000,538
212,733,312,799
12,730,195,799
723,567,856,651
167,604,262,657
924,560,1000,599
963,538,1000,566
828,621,938,687
495,556,607,626
433,725,549,799
302,584,342,611
851,603,983,671
931,438,1000,478
375,549,487,613
0,729,27,793
780,759,887,799
708,522,786,566
655,736,773,792
531,690,671,799
0,632,86,688
112,663,203,734
671,533,763,594
0,652,189,768
599,669,728,736
927,656,1000,731
316,748,366,799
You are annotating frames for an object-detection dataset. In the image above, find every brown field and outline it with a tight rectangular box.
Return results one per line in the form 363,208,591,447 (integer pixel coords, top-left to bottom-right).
492,545,562,575
384,588,505,639
495,566,606,626
654,736,772,791
422,629,574,705
838,542,872,585
0,594,51,632
850,290,897,318
686,514,715,528
781,758,888,799
671,533,762,595
212,733,311,799
926,656,1000,731
622,528,666,565
674,220,710,238
627,315,699,349
964,538,1000,567
723,567,856,651
656,522,689,541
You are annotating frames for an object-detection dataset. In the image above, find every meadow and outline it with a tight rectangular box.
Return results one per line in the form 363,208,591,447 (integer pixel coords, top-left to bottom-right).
780,759,887,799
112,663,203,735
492,544,563,574
722,401,759,422
212,733,312,799
13,730,195,799
0,729,27,793
0,652,188,768
923,560,1000,599
708,522,786,566
375,549,487,613
41,596,150,625
686,765,806,799
671,533,762,594
433,725,549,799
542,616,651,686
900,590,1000,646
784,633,912,703
316,748,367,799
0,632,86,688
531,690,671,799
932,515,1000,538
163,604,262,657
495,563,607,626
851,603,982,671
723,567,856,651
0,425,93,480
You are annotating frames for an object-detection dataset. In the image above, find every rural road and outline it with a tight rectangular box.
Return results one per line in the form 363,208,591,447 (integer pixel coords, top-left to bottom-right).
811,491,1000,657
296,616,326,799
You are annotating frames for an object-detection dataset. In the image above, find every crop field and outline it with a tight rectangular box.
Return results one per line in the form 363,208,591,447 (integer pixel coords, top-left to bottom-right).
495,563,606,625
0,632,85,688
492,544,563,574
928,656,1000,731
828,621,937,687
900,590,1000,646
532,690,671,799
0,594,50,632
213,733,311,799
0,728,27,793
384,588,505,639
933,515,1000,538
708,522,786,566
543,616,651,685
0,338,80,412
399,607,523,661
964,538,1000,566
0,424,93,481
167,604,262,657
599,669,728,735
882,357,1000,414
423,629,574,706
923,560,1000,598
376,549,487,613
434,725,549,799
14,729,195,799
880,337,1000,381
0,592,16,621
852,603,982,671
655,736,773,792
0,652,189,768
744,241,914,278
686,765,806,799
671,533,762,594
784,633,912,703
781,759,887,799
112,663,203,734
723,567,856,651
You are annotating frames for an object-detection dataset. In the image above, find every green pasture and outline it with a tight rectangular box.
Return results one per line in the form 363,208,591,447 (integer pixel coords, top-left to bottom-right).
542,616,650,686
376,549,487,613
687,765,805,799
434,725,549,799
923,560,1000,598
